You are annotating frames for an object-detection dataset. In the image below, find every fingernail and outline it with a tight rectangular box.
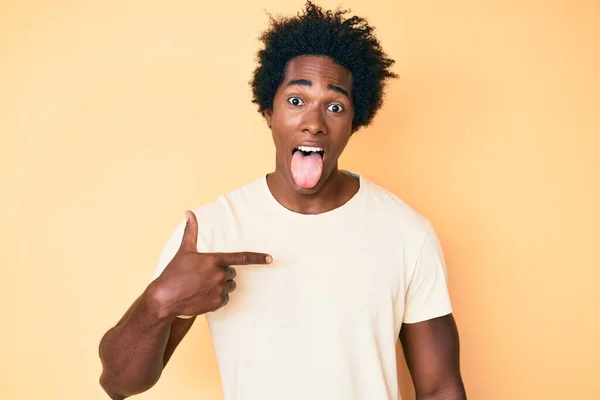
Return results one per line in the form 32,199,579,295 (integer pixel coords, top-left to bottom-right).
266,255,273,263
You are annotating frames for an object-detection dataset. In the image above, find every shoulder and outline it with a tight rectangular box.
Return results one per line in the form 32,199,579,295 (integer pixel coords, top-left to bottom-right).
360,174,432,240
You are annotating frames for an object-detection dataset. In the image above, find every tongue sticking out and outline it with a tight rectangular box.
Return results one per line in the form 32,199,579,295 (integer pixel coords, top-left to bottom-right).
291,151,323,189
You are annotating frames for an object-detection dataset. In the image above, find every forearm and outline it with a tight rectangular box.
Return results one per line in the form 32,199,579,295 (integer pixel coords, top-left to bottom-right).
99,287,174,399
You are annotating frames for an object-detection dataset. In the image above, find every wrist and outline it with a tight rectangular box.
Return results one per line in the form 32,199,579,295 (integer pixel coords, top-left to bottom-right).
143,281,177,323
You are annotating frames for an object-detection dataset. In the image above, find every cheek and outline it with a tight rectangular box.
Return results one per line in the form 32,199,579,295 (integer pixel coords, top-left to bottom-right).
271,112,297,146
273,109,297,130
270,128,290,157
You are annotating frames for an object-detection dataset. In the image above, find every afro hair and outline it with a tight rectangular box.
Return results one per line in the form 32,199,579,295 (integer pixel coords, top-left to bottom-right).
250,1,398,131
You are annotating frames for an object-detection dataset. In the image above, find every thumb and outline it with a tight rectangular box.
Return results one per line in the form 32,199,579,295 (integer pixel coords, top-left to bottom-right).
179,210,199,251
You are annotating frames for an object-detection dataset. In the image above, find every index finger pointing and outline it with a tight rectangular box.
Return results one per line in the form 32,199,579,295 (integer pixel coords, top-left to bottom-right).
216,252,273,266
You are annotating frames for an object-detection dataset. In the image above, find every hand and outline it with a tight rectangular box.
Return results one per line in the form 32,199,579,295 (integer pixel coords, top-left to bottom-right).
150,210,272,319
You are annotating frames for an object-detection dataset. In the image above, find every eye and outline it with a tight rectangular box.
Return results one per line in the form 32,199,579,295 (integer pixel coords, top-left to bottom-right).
327,103,344,113
287,97,305,106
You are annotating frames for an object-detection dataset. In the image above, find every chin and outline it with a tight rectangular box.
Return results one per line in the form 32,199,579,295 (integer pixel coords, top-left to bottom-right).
291,184,321,195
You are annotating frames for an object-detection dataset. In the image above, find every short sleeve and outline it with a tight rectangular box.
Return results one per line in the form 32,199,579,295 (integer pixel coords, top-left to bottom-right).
402,224,453,324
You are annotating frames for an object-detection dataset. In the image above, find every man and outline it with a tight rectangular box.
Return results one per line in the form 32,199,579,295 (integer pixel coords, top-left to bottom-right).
98,2,466,399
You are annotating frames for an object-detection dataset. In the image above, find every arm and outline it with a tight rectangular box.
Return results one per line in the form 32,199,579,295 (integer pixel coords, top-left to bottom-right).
98,284,196,399
399,313,466,400
98,210,272,399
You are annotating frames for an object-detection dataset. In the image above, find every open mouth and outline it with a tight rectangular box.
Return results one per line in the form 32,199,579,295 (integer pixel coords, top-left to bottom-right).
292,145,325,158
290,145,325,189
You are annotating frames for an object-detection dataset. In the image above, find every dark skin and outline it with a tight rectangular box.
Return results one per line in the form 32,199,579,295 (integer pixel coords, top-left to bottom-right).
401,314,467,399
98,211,272,399
264,54,359,214
266,55,466,398
98,55,466,399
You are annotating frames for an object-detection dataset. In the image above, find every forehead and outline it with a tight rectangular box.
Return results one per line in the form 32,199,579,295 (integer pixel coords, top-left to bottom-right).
283,55,353,88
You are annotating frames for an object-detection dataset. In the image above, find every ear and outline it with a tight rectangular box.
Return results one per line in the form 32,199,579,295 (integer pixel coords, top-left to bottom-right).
263,108,273,128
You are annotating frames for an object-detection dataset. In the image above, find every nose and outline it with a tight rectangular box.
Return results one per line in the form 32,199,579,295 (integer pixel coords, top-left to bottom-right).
302,107,327,136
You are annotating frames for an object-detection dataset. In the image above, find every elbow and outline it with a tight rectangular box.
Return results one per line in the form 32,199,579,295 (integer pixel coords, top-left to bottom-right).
99,370,160,400
99,372,126,400
98,344,162,399
416,378,467,400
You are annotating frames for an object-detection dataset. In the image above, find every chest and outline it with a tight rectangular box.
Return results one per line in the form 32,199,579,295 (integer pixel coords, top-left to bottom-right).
206,221,405,333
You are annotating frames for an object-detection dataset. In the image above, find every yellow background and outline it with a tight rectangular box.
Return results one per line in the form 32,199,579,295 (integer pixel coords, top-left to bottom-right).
2,1,599,399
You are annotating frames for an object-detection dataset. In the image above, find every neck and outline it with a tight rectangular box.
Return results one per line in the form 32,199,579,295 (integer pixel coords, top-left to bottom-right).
266,166,359,215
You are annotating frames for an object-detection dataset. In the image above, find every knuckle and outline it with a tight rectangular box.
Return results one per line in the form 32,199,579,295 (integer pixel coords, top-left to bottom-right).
240,254,250,264
210,269,224,284
215,269,227,282
212,295,223,310
217,269,228,281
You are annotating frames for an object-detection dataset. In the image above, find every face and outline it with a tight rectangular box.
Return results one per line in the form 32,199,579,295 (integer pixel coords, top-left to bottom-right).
264,55,355,195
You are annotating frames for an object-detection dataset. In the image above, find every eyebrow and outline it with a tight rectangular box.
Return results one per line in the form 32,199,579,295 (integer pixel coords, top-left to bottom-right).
286,79,351,99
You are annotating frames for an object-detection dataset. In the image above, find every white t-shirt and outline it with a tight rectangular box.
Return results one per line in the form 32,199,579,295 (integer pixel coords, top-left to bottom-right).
152,171,453,400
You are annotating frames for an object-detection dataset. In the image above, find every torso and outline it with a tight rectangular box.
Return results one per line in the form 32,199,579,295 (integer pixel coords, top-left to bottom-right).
193,172,428,400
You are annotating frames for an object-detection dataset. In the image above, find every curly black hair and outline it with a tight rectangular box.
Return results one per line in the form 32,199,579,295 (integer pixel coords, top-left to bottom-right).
250,1,398,131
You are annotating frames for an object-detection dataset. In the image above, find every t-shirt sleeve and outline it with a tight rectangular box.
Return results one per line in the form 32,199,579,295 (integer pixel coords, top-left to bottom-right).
402,223,453,324
151,219,186,281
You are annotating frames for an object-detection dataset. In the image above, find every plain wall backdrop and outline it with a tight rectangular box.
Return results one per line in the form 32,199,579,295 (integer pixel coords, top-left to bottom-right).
1,1,599,399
